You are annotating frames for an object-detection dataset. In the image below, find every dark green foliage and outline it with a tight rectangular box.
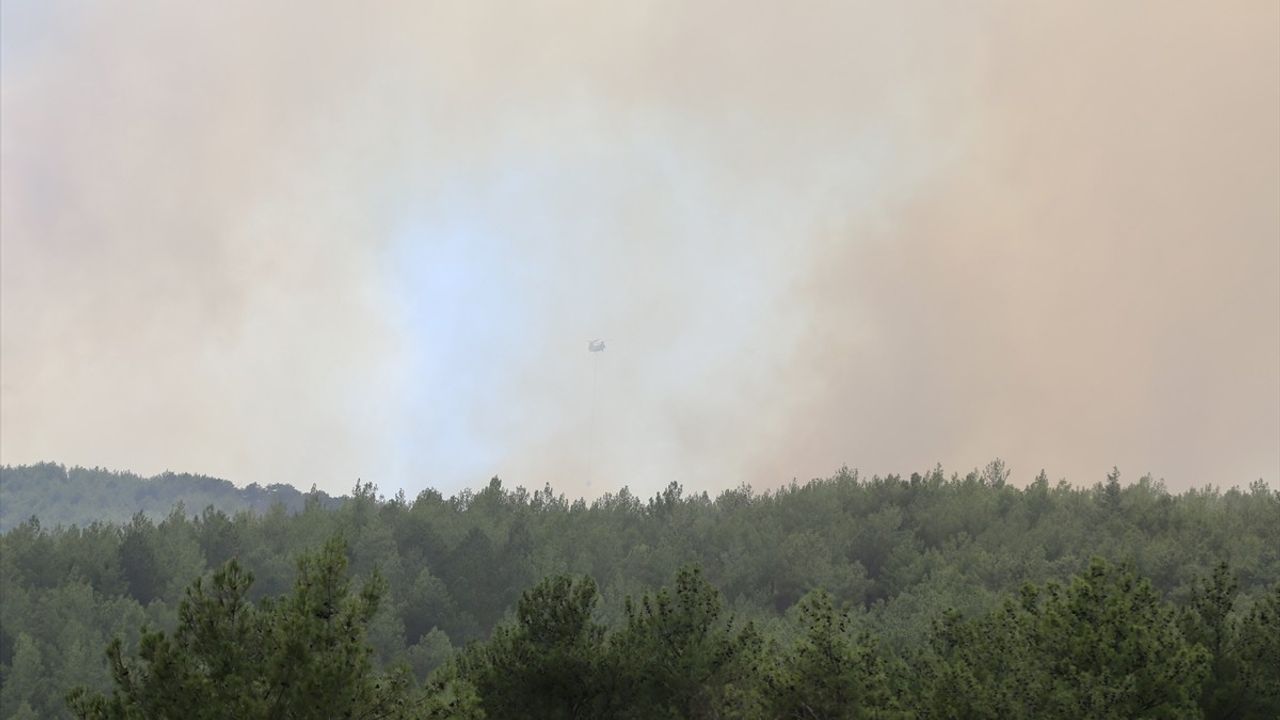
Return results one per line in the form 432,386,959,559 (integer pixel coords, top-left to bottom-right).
0,462,1277,718
463,575,611,719
764,590,903,719
1175,552,1280,719
915,559,1209,719
116,515,162,604
1032,560,1207,718
1235,584,1280,718
0,635,43,718
1180,563,1249,718
65,537,421,720
610,566,763,719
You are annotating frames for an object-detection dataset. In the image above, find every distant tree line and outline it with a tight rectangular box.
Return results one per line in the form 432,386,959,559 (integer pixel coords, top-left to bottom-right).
1,461,1278,718
0,463,341,532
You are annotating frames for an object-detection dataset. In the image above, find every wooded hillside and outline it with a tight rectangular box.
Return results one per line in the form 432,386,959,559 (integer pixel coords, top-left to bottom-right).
1,462,1277,717
0,463,340,532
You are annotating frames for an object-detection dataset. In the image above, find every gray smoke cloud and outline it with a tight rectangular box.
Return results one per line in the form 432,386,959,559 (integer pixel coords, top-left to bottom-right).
2,1,1276,496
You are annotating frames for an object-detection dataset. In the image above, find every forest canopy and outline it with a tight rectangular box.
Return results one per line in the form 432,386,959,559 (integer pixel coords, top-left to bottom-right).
1,462,1277,718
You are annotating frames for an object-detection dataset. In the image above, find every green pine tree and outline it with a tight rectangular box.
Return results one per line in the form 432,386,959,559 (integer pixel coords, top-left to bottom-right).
67,537,421,720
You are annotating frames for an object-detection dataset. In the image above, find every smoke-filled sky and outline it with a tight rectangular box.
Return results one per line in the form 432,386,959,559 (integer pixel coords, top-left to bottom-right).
2,1,1277,497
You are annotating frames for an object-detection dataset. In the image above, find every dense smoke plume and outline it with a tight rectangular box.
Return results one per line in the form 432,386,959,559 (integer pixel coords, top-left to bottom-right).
2,1,1277,495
